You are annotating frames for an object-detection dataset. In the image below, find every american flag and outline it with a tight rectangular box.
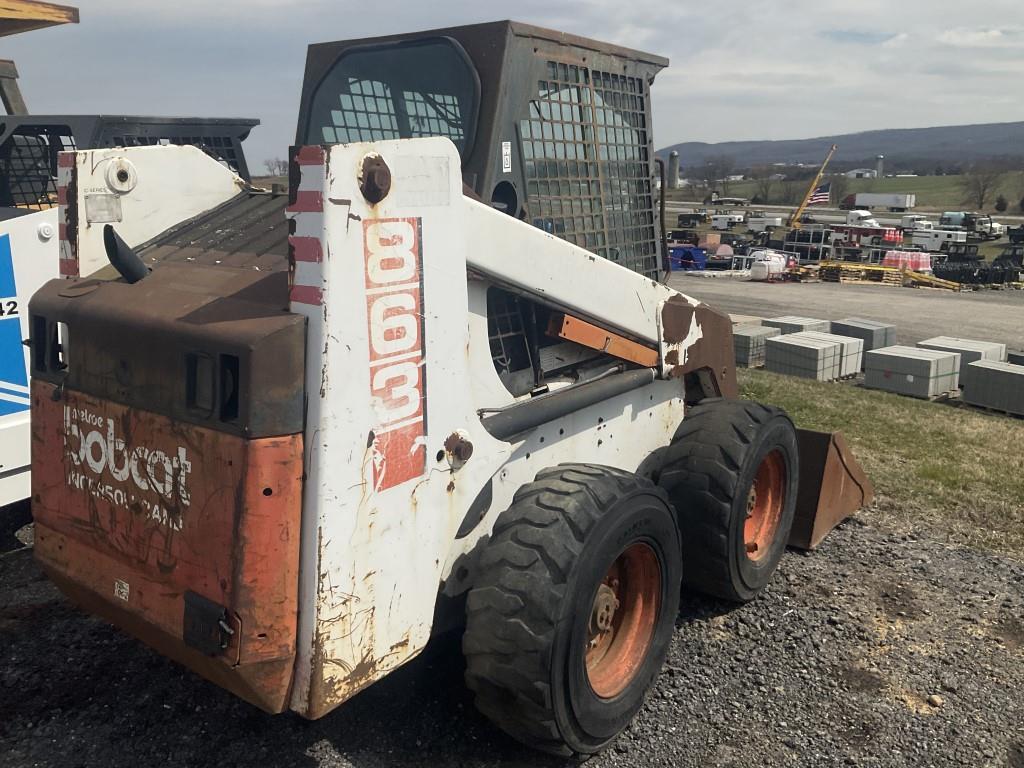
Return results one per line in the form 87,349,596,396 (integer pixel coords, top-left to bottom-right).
808,182,831,206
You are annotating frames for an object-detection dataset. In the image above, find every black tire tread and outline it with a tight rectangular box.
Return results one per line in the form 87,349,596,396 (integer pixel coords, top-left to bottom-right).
463,463,661,756
657,399,789,601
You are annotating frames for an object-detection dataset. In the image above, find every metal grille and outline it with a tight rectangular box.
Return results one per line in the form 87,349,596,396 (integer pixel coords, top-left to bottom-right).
405,90,464,144
111,133,246,174
318,79,465,148
0,125,75,209
519,61,658,278
487,288,532,378
321,79,400,143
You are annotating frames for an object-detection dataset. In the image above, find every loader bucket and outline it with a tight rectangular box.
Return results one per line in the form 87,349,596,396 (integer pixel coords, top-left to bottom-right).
788,429,874,550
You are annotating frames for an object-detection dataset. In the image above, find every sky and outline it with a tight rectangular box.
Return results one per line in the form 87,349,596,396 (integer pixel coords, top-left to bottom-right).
5,0,1024,170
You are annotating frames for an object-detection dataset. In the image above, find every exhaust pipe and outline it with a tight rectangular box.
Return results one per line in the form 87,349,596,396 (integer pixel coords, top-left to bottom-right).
102,224,149,284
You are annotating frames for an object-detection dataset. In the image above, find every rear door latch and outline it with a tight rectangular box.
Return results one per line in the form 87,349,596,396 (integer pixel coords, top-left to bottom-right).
183,591,235,656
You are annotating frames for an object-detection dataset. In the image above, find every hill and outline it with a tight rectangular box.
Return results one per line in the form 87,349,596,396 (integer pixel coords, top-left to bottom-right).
659,121,1024,171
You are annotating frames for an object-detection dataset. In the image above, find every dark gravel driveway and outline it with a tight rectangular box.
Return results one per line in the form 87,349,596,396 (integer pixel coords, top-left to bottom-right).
2,516,1022,768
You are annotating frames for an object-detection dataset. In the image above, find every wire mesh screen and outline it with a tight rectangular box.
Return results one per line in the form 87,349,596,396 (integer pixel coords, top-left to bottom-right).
318,78,465,148
321,79,401,143
519,61,658,278
111,133,246,174
0,125,75,209
487,288,533,378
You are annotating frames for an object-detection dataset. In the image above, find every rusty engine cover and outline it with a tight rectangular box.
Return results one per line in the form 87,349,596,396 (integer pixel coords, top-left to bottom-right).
29,263,306,712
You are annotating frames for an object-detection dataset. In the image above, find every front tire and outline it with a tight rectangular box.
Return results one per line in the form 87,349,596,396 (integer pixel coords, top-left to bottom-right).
657,399,798,603
463,464,681,756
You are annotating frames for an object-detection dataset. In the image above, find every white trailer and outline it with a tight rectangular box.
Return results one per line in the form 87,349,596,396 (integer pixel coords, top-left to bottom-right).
855,193,916,211
912,229,968,252
711,212,745,230
746,214,783,233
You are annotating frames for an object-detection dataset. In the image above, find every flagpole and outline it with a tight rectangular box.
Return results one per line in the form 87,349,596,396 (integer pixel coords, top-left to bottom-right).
788,143,839,230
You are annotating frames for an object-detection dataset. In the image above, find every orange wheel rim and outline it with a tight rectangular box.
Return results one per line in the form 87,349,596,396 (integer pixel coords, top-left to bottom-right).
585,542,661,699
744,450,786,561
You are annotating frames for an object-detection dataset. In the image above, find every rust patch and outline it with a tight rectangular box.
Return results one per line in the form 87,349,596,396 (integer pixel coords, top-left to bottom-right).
65,162,79,268
358,154,391,204
31,380,303,713
660,297,737,398
444,432,474,463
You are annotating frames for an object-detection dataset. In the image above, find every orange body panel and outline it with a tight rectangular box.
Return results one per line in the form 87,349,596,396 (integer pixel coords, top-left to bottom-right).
31,380,303,712
548,313,659,367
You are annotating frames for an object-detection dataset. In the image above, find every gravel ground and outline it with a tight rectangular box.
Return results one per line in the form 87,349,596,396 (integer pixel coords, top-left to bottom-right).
2,515,1022,768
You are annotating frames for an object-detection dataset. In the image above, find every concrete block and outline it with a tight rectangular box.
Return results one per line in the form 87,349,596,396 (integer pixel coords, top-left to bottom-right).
829,318,896,361
765,334,842,381
917,336,1007,381
730,314,763,328
733,325,780,368
864,345,960,399
795,332,864,378
961,361,1024,416
763,315,830,335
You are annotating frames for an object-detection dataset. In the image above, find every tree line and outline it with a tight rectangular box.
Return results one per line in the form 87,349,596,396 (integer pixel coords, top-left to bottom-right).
681,154,1024,212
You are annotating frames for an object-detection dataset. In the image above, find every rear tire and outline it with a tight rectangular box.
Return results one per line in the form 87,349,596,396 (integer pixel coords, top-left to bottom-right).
657,399,798,603
463,464,681,756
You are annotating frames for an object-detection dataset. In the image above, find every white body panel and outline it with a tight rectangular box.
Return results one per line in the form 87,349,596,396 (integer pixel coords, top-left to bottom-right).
0,209,59,506
285,138,708,717
60,145,247,278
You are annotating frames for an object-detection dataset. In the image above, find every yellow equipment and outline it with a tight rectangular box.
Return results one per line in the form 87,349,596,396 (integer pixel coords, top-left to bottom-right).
789,143,838,230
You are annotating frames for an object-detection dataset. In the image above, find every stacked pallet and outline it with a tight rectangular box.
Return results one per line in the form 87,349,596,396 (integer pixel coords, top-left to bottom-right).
785,265,820,283
830,318,896,368
765,334,842,381
819,263,902,286
762,316,830,335
962,361,1024,416
864,346,960,399
917,336,1007,381
796,332,864,378
734,325,780,368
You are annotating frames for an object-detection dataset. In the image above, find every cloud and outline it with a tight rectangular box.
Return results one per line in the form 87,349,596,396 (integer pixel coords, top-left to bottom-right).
5,1,1024,166
822,29,896,45
881,32,909,48
936,27,1023,47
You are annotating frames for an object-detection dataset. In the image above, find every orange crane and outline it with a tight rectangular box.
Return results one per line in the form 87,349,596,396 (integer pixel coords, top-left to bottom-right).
788,143,838,230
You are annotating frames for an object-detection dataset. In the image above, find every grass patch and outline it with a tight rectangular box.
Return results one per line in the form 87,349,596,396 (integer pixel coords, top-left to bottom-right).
738,368,1024,558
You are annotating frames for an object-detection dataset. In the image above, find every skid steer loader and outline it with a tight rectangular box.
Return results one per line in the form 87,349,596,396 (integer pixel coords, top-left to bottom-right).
27,21,871,756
